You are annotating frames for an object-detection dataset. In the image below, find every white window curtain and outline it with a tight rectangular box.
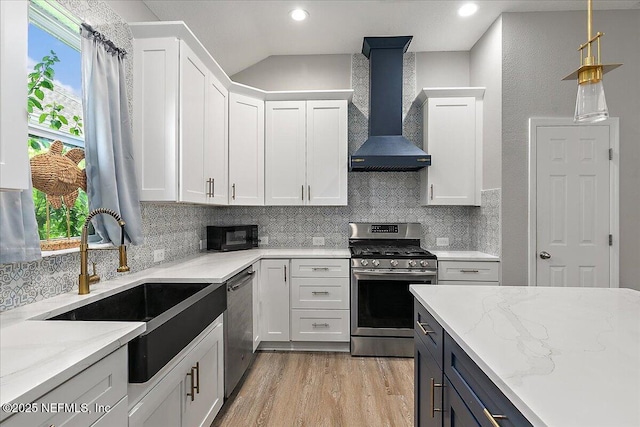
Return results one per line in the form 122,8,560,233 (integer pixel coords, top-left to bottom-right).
0,170,42,263
80,24,143,245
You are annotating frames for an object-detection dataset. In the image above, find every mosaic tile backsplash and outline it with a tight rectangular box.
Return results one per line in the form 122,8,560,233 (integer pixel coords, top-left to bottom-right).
1,12,501,311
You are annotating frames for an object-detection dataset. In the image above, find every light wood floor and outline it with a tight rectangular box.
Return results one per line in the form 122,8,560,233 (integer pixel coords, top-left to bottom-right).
211,351,414,427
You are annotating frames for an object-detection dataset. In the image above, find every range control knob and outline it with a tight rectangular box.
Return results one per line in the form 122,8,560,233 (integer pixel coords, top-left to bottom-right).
420,260,430,267
408,260,417,267
389,259,399,267
371,259,380,267
360,259,369,266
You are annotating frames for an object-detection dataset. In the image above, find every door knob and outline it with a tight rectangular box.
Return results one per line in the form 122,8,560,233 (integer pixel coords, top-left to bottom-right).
539,251,551,260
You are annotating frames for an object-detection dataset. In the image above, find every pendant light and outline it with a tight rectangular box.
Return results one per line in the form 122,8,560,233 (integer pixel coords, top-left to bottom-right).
562,0,622,123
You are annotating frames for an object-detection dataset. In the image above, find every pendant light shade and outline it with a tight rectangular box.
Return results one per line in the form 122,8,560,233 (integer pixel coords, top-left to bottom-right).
563,0,621,123
575,80,608,123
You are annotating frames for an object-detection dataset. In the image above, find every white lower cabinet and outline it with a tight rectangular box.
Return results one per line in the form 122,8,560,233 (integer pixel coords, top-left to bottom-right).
438,261,500,285
259,259,290,342
2,346,128,427
128,315,224,427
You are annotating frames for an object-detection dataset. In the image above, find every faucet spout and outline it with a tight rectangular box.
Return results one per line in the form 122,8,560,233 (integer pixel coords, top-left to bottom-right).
79,208,129,295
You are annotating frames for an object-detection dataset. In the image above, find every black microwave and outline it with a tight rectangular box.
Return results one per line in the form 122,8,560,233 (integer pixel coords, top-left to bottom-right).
206,225,258,251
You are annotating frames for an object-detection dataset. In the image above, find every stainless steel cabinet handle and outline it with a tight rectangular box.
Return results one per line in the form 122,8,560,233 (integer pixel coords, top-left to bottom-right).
308,185,310,201
194,362,200,394
312,291,329,295
416,320,434,335
430,184,434,200
187,366,196,401
301,185,304,200
212,178,215,196
284,265,287,282
312,323,329,328
460,269,479,273
430,378,444,417
312,267,329,271
232,183,236,200
483,408,507,427
539,251,551,260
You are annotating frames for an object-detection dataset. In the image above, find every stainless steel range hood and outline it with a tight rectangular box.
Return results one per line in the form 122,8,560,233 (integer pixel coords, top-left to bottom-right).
350,36,431,172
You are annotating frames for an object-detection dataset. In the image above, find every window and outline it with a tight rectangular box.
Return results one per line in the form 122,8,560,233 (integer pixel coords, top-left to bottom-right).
27,0,88,245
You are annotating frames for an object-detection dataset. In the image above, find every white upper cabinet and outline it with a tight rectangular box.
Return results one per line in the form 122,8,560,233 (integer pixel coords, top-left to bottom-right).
418,88,484,206
228,92,264,206
265,100,347,206
133,36,228,205
0,0,29,191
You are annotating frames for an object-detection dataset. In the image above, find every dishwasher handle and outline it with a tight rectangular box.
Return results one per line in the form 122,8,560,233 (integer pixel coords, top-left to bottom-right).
227,267,254,292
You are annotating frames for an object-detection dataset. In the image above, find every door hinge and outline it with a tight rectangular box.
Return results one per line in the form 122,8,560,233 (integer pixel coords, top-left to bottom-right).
609,148,613,160
609,234,613,246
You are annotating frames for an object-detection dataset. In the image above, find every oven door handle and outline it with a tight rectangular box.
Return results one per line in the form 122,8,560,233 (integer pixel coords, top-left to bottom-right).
353,270,437,280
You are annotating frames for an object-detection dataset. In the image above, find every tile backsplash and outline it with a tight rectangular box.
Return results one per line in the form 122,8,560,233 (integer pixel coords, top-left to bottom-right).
0,6,501,312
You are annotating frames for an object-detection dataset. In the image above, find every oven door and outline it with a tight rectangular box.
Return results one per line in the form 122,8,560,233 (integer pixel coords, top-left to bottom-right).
351,269,436,338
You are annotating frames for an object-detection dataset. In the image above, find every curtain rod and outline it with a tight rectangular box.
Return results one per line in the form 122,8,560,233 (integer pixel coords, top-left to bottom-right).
80,23,127,57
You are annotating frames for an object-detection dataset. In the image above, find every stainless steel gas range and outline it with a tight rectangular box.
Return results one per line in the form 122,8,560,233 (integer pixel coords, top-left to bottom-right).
349,223,437,357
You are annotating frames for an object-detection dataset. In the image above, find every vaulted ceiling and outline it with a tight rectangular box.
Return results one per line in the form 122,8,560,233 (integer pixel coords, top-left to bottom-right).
142,1,640,75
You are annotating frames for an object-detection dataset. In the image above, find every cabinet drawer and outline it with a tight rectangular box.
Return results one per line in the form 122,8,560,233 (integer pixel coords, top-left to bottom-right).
438,280,498,286
438,261,499,282
290,310,349,342
290,277,349,309
444,333,532,427
3,346,127,427
414,300,444,369
290,259,349,278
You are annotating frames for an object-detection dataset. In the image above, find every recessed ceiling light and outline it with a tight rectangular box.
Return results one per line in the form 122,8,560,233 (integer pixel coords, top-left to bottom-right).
290,9,309,21
458,3,478,17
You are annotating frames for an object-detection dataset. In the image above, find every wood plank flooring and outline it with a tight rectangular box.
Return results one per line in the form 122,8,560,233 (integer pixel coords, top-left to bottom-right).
211,351,414,427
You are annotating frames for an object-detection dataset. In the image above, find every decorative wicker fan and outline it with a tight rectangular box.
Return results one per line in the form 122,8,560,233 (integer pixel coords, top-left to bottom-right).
30,140,87,250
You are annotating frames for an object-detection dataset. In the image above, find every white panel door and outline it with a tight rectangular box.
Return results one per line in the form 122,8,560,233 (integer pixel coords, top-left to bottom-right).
229,92,264,205
306,100,348,206
259,260,290,341
0,0,29,190
265,101,306,205
133,37,179,201
536,125,610,287
425,97,477,205
204,73,228,205
179,41,208,204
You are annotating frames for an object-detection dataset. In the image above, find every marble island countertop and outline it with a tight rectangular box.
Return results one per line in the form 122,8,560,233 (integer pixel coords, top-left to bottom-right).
0,248,349,411
410,285,640,427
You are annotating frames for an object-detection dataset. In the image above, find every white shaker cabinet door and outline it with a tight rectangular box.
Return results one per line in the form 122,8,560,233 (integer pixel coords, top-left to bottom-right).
204,72,228,205
228,92,264,206
306,100,348,206
265,101,306,205
259,259,290,341
179,41,208,204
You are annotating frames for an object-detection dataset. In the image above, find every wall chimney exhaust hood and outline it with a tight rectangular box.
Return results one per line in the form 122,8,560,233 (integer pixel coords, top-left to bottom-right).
350,36,431,172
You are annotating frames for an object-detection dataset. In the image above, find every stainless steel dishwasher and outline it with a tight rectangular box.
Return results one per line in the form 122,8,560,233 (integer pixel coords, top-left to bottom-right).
224,266,255,397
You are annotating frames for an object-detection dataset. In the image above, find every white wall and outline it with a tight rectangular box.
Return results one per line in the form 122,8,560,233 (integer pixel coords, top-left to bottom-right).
105,1,159,22
470,17,502,191
501,10,640,289
416,51,469,88
231,54,352,91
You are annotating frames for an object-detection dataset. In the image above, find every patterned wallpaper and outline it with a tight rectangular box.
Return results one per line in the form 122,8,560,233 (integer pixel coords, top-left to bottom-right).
1,7,501,311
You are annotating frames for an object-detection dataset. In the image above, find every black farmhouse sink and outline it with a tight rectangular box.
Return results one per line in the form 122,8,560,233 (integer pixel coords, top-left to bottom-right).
49,282,226,383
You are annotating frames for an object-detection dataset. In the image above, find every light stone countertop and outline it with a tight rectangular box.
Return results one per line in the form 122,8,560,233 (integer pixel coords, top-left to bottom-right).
0,248,349,411
410,285,640,427
429,250,499,261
